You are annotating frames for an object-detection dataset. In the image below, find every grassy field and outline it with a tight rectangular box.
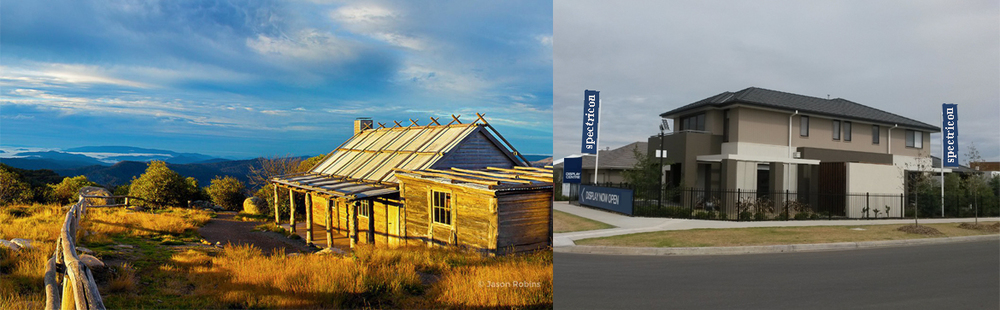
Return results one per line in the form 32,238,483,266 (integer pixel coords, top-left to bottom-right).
576,222,1000,248
554,210,615,233
0,204,552,309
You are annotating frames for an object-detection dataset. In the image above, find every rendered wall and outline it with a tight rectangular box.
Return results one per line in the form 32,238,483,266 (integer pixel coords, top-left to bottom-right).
845,162,904,218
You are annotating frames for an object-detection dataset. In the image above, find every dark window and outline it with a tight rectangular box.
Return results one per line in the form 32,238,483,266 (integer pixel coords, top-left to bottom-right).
358,200,372,217
432,191,452,225
681,113,706,131
832,120,841,140
872,125,880,144
844,122,852,141
723,109,730,142
800,116,809,137
906,130,923,148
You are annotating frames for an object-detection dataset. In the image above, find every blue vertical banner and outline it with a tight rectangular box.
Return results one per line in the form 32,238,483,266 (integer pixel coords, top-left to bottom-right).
563,157,582,184
581,90,600,154
942,103,959,167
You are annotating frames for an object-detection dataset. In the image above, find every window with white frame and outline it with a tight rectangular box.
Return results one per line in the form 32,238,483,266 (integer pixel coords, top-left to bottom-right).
431,190,452,225
905,130,923,148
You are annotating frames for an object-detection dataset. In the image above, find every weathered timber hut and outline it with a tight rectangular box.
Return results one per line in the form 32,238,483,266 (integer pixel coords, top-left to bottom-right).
270,114,552,254
395,166,553,254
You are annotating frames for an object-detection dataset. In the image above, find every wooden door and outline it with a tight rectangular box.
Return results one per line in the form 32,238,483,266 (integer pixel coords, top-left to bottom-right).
387,204,400,247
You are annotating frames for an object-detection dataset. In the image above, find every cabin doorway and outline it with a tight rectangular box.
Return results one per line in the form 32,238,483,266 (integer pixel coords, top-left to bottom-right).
387,204,401,247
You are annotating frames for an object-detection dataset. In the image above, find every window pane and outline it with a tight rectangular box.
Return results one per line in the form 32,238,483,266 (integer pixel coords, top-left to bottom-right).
844,122,852,141
872,125,879,144
696,114,705,131
833,120,840,140
800,116,809,136
915,131,922,148
906,130,914,147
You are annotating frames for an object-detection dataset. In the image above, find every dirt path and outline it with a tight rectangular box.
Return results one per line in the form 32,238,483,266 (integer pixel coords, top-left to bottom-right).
197,212,316,255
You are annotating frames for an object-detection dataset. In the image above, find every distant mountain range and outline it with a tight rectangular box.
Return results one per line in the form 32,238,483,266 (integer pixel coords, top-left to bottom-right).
0,145,552,188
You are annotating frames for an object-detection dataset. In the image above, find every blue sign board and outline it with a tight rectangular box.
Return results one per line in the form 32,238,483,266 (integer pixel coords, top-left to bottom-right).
579,185,633,215
581,90,600,154
942,103,959,167
563,157,582,184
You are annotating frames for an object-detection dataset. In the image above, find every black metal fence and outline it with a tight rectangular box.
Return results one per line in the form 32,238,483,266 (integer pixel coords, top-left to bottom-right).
589,182,909,221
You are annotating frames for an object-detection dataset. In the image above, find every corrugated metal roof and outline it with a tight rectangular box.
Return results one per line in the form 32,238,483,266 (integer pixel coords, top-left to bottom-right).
661,87,939,132
310,121,521,184
396,166,553,191
271,173,398,201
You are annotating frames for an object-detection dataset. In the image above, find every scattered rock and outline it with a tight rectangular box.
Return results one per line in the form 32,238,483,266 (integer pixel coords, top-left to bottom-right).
0,240,20,252
78,254,106,269
286,253,302,257
77,247,94,255
243,197,267,215
11,238,33,250
215,241,223,248
849,228,866,231
112,244,135,249
79,186,112,206
200,239,211,245
896,225,944,235
314,247,347,256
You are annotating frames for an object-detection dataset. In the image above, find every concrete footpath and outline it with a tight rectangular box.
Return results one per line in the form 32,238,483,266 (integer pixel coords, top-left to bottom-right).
553,201,1000,256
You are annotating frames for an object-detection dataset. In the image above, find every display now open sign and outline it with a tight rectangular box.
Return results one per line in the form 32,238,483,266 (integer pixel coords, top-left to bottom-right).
579,185,633,215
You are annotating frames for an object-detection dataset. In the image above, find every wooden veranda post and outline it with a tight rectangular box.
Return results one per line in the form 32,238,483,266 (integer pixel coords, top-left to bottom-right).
325,197,334,249
273,186,279,225
350,201,358,248
367,201,376,245
288,188,296,234
305,193,313,246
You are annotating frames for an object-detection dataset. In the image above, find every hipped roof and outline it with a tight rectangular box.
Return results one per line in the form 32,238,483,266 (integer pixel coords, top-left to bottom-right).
662,87,939,132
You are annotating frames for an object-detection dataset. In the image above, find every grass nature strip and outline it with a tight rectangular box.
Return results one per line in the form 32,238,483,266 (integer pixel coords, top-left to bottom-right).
554,210,615,233
1,204,553,309
576,222,1000,248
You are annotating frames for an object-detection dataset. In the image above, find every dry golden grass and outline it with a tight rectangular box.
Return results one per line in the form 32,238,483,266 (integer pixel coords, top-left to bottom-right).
106,262,137,294
85,207,210,237
432,255,553,308
554,210,615,233
577,222,1000,247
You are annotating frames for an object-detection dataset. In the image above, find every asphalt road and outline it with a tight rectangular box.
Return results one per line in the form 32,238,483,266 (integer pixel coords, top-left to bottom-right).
555,240,1000,309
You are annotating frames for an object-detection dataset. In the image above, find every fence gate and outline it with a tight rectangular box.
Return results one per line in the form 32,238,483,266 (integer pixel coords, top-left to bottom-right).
818,162,846,216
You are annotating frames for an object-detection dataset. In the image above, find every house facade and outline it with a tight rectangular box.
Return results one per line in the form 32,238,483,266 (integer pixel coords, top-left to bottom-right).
270,114,551,254
648,87,941,217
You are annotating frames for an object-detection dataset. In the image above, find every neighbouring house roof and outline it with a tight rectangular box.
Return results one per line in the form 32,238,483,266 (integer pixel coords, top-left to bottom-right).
661,87,939,132
931,156,979,174
970,162,1000,172
556,141,647,170
272,114,531,201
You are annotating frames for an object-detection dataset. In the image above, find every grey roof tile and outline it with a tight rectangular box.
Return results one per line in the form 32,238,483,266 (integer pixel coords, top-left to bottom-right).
661,87,939,132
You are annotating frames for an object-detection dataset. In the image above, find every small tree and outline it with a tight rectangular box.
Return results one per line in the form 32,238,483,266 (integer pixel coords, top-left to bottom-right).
903,151,936,226
48,175,99,205
0,165,33,206
128,161,195,208
206,176,246,211
964,142,989,223
621,145,662,200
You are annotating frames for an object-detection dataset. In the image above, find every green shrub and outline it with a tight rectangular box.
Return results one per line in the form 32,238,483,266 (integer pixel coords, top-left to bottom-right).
739,211,753,221
775,213,789,220
753,212,767,221
206,176,246,211
48,175,99,204
810,213,821,220
128,161,197,208
693,211,711,220
0,165,33,205
717,212,728,220
794,212,811,220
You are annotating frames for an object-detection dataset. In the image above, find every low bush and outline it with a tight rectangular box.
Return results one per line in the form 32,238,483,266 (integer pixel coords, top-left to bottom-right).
693,211,712,220
794,212,812,220
739,211,753,221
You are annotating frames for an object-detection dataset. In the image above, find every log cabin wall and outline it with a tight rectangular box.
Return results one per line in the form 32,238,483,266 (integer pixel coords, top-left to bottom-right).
496,189,552,254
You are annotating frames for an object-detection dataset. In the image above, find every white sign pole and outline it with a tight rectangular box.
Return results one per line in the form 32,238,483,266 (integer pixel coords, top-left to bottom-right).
593,98,602,184
940,113,945,217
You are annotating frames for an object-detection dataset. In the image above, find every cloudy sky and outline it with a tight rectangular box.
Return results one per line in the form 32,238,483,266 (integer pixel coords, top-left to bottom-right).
1,0,552,158
554,0,999,163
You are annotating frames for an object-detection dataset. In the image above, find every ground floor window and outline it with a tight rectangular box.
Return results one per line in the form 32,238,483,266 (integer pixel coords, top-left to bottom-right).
432,191,452,225
358,200,372,218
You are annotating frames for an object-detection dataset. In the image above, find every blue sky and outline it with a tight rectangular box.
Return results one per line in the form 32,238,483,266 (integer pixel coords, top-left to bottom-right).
1,0,553,158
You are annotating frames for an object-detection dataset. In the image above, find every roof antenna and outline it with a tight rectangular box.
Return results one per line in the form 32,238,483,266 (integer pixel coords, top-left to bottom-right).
827,94,830,99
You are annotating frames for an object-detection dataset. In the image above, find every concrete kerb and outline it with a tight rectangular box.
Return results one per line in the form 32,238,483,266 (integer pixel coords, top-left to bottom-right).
554,234,1000,256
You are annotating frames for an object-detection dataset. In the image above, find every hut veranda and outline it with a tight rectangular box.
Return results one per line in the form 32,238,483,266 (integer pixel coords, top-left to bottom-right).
270,114,553,255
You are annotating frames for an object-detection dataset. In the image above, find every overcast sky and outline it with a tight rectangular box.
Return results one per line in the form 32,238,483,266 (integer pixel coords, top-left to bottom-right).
1,0,552,158
554,0,999,164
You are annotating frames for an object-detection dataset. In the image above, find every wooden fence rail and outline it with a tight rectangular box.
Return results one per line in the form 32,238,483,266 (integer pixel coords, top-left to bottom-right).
43,194,106,310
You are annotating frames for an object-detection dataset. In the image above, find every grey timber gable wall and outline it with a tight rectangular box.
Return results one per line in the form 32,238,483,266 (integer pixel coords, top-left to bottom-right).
433,129,518,170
